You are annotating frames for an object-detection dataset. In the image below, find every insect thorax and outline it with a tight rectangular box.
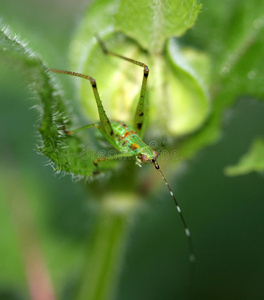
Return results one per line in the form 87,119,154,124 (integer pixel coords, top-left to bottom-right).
112,121,157,166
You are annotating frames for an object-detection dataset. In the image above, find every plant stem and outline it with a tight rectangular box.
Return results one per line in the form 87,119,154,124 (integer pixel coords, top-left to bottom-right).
76,194,136,300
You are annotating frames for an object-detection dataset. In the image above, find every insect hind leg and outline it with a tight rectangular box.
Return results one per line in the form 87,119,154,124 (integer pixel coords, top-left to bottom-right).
96,35,149,138
49,68,116,145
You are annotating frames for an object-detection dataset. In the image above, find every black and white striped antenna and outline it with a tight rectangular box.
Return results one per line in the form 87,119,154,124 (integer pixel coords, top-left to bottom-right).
152,159,195,265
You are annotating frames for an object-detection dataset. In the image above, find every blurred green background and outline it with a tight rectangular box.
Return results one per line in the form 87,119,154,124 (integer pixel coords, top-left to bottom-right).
0,1,264,299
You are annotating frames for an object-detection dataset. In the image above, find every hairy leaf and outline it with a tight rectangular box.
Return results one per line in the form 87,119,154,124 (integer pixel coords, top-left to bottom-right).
115,0,201,54
0,27,106,177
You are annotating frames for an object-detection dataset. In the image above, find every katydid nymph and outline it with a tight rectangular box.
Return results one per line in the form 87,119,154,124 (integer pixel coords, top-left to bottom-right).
49,36,195,265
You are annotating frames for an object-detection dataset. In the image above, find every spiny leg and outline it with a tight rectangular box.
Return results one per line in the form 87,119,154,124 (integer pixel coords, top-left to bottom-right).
96,35,149,138
48,68,116,145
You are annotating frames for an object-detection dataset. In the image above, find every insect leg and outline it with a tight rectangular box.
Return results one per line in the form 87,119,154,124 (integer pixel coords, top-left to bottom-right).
93,152,134,175
64,123,118,150
64,123,100,135
96,36,149,138
49,68,116,145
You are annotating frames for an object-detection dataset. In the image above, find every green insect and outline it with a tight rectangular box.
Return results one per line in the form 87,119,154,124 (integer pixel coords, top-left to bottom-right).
49,36,195,264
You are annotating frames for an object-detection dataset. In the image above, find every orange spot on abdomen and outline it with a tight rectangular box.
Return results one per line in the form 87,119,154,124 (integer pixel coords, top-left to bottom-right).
123,130,137,139
131,143,139,150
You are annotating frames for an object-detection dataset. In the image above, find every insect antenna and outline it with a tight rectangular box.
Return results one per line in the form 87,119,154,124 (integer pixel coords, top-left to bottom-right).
153,138,167,160
152,159,195,265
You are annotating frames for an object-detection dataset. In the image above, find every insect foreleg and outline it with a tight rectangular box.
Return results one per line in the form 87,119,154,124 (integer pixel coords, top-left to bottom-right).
96,36,149,138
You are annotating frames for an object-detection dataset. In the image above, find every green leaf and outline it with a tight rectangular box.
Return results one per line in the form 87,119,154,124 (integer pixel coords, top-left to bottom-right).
73,33,210,138
70,0,208,140
71,0,202,65
177,0,264,159
115,0,201,54
163,39,210,136
224,138,264,176
70,0,119,70
0,26,109,177
184,0,264,100
217,0,264,103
